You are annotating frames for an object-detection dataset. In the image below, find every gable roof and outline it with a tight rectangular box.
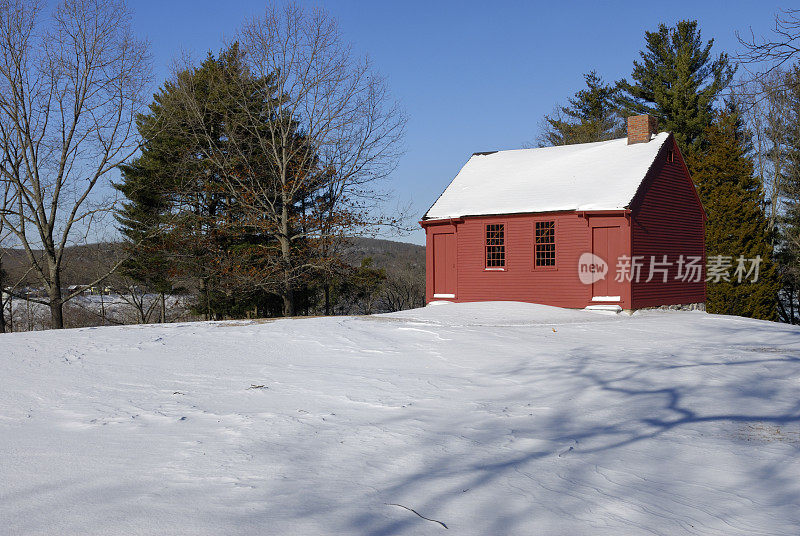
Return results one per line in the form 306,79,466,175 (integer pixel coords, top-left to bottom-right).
424,132,672,220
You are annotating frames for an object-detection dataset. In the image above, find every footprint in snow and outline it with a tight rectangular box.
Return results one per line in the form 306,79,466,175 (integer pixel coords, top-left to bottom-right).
558,440,578,457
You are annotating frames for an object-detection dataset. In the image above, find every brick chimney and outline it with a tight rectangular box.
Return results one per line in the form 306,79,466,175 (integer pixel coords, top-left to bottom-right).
627,114,659,144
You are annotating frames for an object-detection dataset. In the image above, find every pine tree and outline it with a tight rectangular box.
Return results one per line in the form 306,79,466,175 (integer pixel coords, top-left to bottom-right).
777,67,800,323
115,44,273,319
691,105,778,320
116,43,333,319
617,20,735,162
539,71,624,146
115,157,176,322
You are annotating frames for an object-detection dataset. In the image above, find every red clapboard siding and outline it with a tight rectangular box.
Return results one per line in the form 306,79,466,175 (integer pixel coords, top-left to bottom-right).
629,136,706,308
422,134,705,310
425,212,614,308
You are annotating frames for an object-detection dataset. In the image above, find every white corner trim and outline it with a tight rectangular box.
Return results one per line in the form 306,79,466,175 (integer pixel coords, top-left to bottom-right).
433,293,455,299
592,296,621,302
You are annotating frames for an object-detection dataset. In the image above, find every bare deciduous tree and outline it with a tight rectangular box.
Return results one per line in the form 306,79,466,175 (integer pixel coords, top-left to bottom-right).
0,175,16,332
736,11,800,323
0,0,150,328
380,265,425,313
171,3,405,317
738,9,800,76
738,71,792,230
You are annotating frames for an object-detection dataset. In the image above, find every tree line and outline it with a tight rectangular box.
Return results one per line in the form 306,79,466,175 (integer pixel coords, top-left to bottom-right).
0,1,409,330
538,16,800,323
4,3,800,330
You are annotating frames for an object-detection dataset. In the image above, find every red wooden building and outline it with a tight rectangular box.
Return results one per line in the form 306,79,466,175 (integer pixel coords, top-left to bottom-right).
420,115,706,311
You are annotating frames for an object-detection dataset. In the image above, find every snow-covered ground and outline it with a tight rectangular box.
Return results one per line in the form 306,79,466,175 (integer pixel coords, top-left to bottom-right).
1,302,799,535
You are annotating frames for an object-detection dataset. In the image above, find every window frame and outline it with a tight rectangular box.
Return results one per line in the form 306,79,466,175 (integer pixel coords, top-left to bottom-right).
484,222,507,271
532,219,558,271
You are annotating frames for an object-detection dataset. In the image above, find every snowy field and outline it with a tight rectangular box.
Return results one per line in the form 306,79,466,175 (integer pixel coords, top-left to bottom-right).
1,302,799,535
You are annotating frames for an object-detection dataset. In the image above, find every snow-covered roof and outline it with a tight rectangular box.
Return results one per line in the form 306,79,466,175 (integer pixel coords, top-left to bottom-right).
424,132,672,220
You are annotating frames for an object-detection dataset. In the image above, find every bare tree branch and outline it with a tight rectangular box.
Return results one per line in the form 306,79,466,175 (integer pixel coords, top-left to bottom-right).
165,3,405,316
0,0,151,328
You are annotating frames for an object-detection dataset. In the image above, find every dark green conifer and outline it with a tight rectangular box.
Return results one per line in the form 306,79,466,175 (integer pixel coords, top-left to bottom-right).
691,105,778,320
540,71,624,146
777,67,800,322
115,44,273,319
617,20,735,164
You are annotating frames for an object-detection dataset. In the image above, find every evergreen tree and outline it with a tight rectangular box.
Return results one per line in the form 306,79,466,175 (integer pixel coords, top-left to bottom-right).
115,158,176,322
691,105,778,320
777,67,800,323
539,71,624,146
116,43,343,319
115,44,280,319
617,20,735,162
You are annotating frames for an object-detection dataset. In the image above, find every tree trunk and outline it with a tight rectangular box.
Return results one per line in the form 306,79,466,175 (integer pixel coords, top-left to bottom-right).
49,296,64,329
282,280,295,317
201,278,211,321
279,201,295,317
0,258,5,334
324,284,330,316
136,299,145,324
160,292,166,323
48,269,64,330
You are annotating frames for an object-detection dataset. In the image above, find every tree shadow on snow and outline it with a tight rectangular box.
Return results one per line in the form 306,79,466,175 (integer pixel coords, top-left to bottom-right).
338,327,800,534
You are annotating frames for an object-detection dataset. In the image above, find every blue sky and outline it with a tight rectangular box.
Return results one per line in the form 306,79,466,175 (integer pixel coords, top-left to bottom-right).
130,0,787,244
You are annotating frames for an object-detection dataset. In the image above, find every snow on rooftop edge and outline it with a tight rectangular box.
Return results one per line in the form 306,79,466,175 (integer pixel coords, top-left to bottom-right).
425,132,671,220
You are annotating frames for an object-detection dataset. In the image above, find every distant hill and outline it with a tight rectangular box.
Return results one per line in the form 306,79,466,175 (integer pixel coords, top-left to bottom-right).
2,238,424,287
1,242,124,286
341,237,424,273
